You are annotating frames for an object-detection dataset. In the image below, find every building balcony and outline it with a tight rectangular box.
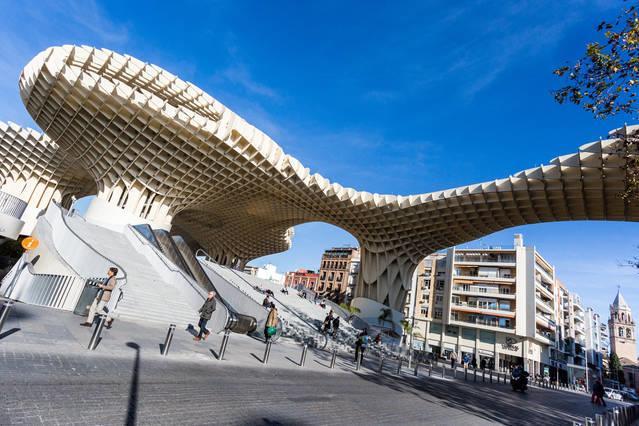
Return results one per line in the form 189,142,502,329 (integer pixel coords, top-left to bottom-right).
535,281,554,299
535,263,554,282
536,330,556,344
536,298,554,314
449,317,515,332
451,286,516,299
453,274,515,283
451,302,515,318
536,313,555,329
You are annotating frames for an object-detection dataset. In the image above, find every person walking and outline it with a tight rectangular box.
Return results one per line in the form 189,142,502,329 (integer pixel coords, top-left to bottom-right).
470,354,477,369
592,379,606,406
450,350,458,369
354,329,369,362
194,291,217,341
480,358,486,370
262,295,270,307
81,267,118,327
322,311,334,334
332,316,340,337
264,303,279,342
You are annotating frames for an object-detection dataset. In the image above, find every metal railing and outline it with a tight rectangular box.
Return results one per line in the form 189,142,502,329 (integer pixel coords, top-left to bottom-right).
1,264,98,311
0,190,27,218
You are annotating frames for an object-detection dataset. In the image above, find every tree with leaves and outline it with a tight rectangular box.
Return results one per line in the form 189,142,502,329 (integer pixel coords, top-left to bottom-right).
554,1,639,200
610,351,626,385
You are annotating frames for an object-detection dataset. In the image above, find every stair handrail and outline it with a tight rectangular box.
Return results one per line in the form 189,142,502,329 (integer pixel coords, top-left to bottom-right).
54,201,127,285
128,225,208,298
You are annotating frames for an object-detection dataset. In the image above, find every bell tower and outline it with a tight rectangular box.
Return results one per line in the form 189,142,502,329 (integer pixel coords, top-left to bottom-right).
609,288,637,361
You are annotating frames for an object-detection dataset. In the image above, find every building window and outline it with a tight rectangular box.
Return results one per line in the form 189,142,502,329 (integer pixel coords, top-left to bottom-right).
479,330,496,344
619,327,625,337
627,328,633,339
434,309,442,319
462,328,476,340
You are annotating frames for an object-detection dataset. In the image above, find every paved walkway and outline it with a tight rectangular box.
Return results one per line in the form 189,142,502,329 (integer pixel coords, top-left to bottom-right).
0,302,630,425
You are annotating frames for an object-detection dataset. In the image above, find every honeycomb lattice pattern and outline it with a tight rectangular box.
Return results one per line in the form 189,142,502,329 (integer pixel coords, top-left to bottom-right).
13,45,639,309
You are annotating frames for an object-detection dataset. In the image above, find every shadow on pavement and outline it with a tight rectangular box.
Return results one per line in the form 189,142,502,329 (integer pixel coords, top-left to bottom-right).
284,356,301,367
125,342,140,426
351,367,594,425
250,353,263,363
0,327,19,340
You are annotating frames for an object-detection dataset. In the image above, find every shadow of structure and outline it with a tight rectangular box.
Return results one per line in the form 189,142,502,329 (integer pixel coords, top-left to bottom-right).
125,342,140,426
351,368,592,425
0,327,19,340
238,416,311,426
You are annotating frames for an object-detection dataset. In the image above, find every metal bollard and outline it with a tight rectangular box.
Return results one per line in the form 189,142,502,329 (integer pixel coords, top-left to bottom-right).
356,353,362,371
378,356,384,373
414,362,419,377
474,368,477,382
464,367,468,381
0,300,14,334
263,340,272,364
490,370,493,383
396,358,402,375
161,324,176,356
299,343,308,367
219,329,231,360
442,365,446,378
482,369,486,382
330,348,337,369
584,417,593,426
428,363,432,376
87,314,107,350
594,413,603,426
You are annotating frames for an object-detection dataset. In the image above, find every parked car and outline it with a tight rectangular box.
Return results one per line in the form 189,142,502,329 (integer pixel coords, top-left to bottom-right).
621,391,639,402
605,388,624,401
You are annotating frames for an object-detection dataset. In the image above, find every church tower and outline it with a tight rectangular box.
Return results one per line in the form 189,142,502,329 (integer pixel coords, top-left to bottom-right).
609,289,637,362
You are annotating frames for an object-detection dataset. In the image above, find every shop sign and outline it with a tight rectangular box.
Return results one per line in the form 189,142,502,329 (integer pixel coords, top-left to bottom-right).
500,337,520,353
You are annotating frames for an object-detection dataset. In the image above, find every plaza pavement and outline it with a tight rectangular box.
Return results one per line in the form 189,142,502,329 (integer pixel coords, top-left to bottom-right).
0,302,630,425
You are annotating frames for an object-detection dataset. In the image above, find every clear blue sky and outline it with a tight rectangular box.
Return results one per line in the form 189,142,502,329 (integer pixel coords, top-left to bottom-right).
1,1,637,330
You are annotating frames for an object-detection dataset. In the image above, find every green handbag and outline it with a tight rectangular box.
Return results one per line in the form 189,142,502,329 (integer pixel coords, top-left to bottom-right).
266,326,277,336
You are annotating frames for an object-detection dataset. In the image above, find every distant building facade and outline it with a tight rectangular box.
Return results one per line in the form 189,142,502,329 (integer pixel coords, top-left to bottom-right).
284,269,319,290
404,233,609,386
314,247,360,303
244,263,284,285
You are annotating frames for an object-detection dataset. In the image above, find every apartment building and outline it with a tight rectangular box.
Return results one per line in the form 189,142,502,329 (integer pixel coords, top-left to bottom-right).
313,247,360,303
553,284,588,384
284,269,319,290
585,308,607,377
404,233,605,382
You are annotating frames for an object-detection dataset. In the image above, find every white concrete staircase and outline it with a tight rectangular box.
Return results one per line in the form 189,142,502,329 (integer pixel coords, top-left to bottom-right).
65,216,200,328
203,262,359,346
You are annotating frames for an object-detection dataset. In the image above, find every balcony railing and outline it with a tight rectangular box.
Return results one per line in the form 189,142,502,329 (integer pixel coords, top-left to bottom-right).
452,286,512,295
453,301,513,312
454,317,514,329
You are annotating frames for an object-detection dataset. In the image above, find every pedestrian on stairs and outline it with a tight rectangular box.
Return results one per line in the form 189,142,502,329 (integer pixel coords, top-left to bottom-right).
194,291,217,342
264,303,279,343
81,267,118,328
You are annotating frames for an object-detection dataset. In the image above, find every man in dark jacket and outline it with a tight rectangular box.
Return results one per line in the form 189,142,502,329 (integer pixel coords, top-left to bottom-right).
194,291,217,342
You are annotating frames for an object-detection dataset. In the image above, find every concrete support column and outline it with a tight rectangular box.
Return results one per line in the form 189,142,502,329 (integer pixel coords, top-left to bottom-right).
354,246,418,311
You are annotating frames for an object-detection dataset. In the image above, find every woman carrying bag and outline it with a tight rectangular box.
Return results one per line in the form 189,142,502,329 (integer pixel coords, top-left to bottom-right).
265,303,279,343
